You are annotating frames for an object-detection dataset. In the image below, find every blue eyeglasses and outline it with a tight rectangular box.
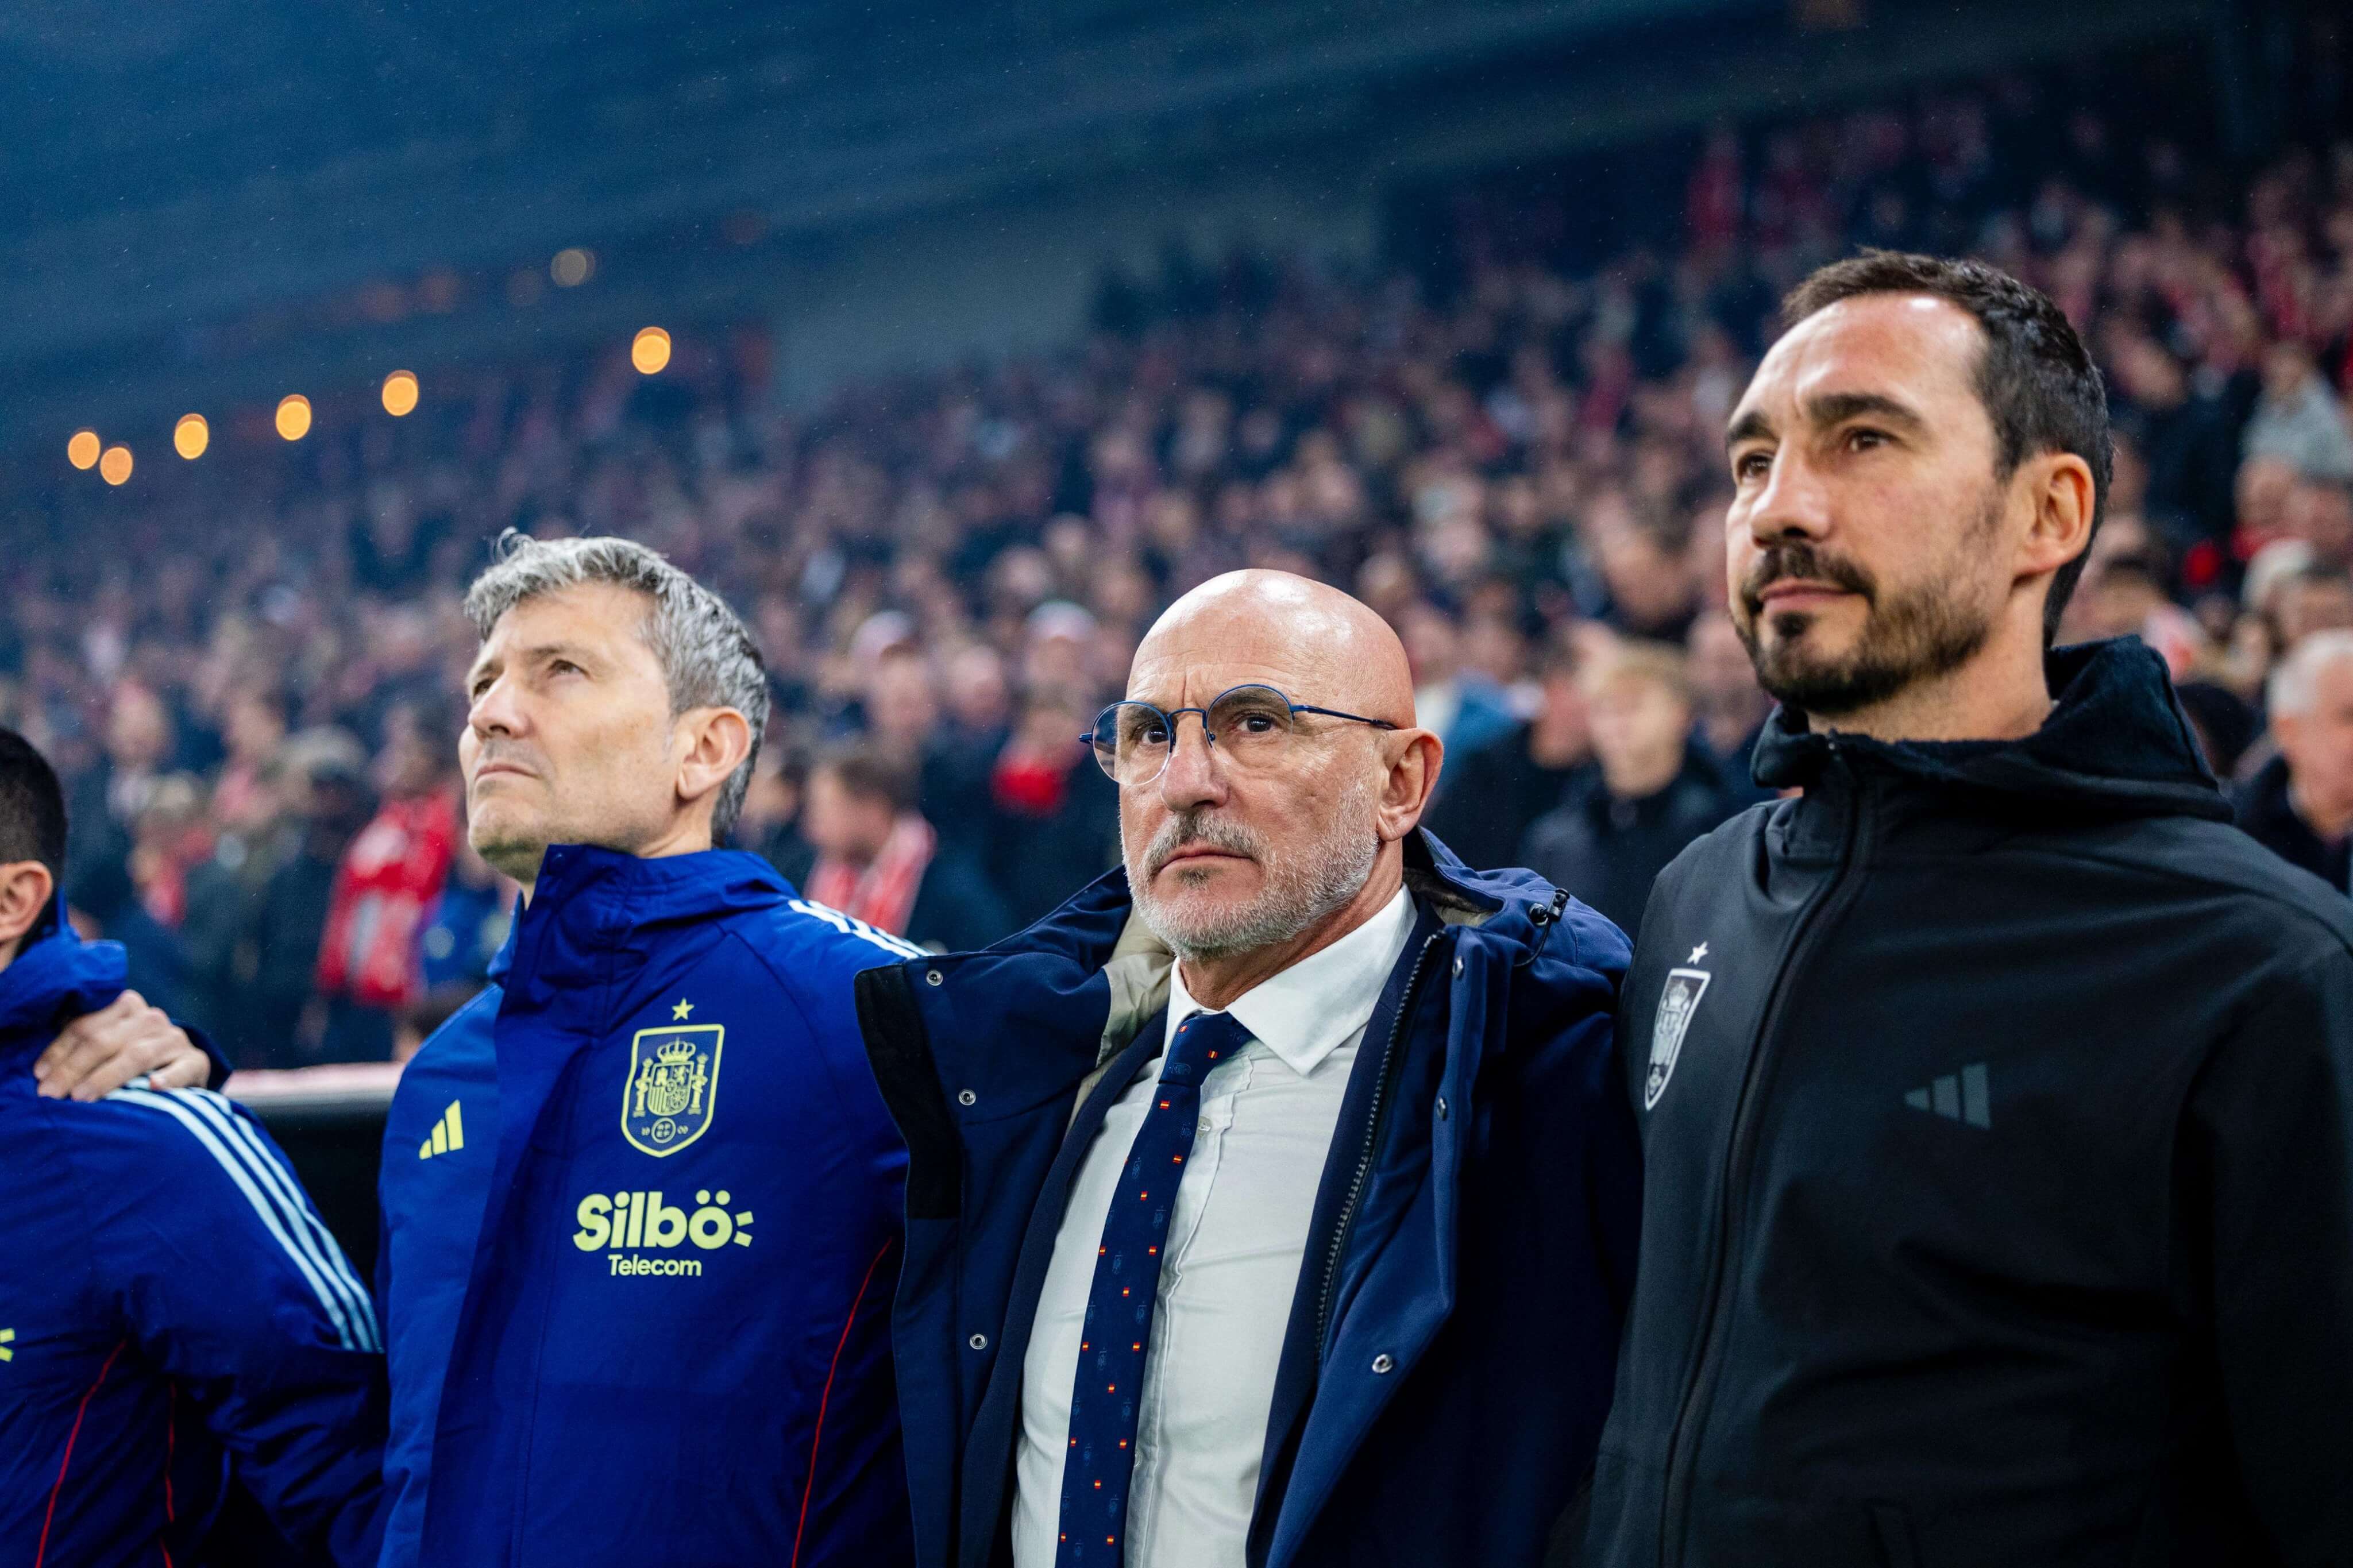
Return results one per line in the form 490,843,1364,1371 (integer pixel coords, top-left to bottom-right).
1082,683,1398,785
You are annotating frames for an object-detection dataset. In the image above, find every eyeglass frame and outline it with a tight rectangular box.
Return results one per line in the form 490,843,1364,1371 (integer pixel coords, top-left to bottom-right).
1079,682,1401,785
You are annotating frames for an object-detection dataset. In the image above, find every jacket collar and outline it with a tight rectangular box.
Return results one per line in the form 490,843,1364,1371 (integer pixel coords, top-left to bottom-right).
1005,829,1563,1070
0,894,128,1071
1752,638,2232,822
503,844,792,999
523,843,789,940
1167,886,1416,1077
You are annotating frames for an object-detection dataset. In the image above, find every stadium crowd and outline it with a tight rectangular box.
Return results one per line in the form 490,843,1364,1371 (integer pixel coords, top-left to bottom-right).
6,65,2353,1070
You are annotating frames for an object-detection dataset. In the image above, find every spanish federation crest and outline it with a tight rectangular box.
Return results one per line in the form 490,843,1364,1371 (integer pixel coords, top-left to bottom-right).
622,1022,725,1157
1644,965,1711,1111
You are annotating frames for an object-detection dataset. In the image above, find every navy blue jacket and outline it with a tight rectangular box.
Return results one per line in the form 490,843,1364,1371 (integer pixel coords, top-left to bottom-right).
375,847,919,1568
854,831,1641,1568
0,895,387,1565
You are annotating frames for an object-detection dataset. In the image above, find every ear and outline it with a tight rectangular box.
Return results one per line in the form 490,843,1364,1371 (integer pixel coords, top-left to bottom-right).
0,862,56,953
2016,450,2098,586
1374,729,1444,844
673,708,755,823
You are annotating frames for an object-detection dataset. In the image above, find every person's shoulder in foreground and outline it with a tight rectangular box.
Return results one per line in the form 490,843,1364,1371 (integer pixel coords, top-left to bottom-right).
3,917,384,1565
0,722,384,1567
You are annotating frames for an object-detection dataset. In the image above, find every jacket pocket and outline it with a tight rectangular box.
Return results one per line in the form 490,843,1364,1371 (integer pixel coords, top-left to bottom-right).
1869,1503,1919,1568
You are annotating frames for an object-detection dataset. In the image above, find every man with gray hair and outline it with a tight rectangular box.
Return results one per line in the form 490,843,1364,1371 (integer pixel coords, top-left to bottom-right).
2238,627,2353,893
375,534,917,1567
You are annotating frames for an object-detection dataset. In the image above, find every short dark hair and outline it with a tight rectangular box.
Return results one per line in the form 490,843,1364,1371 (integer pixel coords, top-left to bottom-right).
813,744,917,816
0,728,68,883
1783,249,2113,645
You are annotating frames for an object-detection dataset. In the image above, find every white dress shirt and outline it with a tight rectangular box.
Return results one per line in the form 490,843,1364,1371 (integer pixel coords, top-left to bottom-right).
1012,886,1415,1568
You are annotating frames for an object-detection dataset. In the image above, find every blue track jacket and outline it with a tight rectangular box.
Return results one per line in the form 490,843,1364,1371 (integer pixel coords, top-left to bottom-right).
853,832,1642,1568
376,845,916,1568
0,896,387,1566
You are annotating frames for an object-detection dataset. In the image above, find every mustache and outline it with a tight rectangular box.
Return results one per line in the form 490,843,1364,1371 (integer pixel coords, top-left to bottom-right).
1741,541,1876,614
1145,809,1263,875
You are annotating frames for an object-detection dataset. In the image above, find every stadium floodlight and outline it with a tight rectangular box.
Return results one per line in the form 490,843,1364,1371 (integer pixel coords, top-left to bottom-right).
277,395,313,441
631,326,672,374
99,445,133,485
67,430,101,470
175,414,209,459
383,371,419,417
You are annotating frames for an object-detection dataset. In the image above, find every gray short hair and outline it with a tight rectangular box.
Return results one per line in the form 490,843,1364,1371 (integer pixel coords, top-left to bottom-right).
2268,628,2353,719
463,531,769,841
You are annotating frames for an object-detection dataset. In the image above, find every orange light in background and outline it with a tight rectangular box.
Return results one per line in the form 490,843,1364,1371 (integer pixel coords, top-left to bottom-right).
99,445,133,485
67,430,101,469
631,326,671,374
276,395,313,441
550,248,595,287
174,414,209,459
382,370,419,417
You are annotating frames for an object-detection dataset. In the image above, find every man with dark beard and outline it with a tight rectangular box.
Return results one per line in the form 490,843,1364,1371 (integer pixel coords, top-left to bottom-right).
1583,252,2353,1566
855,569,1640,1568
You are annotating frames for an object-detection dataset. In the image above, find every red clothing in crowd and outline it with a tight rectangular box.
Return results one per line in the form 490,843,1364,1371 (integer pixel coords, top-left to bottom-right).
315,787,459,1011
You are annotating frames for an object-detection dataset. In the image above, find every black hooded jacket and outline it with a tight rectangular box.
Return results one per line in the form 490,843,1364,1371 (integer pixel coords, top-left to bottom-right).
1583,640,2353,1567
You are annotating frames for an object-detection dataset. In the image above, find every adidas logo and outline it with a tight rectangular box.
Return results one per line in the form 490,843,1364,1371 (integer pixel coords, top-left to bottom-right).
418,1100,466,1160
1904,1064,1991,1129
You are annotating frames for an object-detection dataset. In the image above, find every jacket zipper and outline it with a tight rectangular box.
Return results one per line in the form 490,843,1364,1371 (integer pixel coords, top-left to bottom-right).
1656,755,1876,1568
1314,930,1444,1360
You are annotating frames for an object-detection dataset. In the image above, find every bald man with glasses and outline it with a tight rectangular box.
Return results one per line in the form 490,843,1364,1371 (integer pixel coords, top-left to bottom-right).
854,570,1641,1568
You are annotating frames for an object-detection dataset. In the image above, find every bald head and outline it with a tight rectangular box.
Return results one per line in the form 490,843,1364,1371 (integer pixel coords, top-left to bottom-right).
1114,570,1442,1006
1129,570,1415,724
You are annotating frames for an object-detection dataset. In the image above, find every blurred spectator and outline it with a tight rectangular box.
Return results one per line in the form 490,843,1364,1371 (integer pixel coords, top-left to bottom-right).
863,645,940,774
803,744,1010,952
2274,564,2353,650
64,683,173,902
2237,629,2353,893
1424,638,1594,870
924,644,1014,844
311,702,460,1061
2245,341,2353,482
417,836,517,994
1401,604,1517,758
986,690,1120,927
65,855,187,1019
736,744,817,887
2286,476,2353,571
1685,613,1773,799
211,688,290,848
1521,640,1737,933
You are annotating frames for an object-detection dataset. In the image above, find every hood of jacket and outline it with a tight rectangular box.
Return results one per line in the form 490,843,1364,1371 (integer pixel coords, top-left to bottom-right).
1753,637,2232,823
0,893,127,1068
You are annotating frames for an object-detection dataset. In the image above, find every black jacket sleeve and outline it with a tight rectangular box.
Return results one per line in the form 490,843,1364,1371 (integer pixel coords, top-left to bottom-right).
2185,943,2353,1562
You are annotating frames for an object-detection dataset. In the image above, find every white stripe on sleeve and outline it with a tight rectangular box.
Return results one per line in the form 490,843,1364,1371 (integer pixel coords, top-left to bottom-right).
110,1087,364,1351
181,1088,381,1352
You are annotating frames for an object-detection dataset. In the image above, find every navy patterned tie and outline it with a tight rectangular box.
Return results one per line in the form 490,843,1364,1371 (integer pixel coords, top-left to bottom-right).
1054,1008,1250,1566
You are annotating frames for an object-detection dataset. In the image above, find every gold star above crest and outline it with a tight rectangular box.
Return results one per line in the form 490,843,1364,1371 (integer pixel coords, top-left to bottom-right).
671,998,695,1021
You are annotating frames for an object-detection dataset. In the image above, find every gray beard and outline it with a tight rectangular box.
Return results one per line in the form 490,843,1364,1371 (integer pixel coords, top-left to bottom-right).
1125,781,1380,963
